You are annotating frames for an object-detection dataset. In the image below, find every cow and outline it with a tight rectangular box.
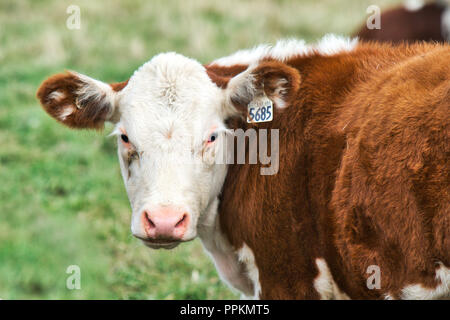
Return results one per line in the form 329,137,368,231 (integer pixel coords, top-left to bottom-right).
355,0,450,43
37,34,450,299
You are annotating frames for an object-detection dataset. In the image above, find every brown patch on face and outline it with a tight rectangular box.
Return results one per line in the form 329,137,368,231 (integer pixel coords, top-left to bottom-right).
127,149,139,167
118,128,138,170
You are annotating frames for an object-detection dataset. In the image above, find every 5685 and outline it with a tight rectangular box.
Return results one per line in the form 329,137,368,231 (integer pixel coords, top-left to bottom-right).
248,105,273,123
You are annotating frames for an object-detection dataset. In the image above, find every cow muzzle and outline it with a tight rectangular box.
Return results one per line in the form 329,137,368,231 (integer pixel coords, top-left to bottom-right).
134,206,190,249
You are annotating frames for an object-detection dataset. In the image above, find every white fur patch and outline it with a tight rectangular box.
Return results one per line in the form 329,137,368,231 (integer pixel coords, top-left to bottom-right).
314,34,359,57
400,262,450,299
237,243,261,300
211,34,358,67
314,258,350,300
198,200,254,298
72,71,117,118
226,66,255,103
58,105,75,121
271,78,289,109
48,90,65,102
404,0,425,12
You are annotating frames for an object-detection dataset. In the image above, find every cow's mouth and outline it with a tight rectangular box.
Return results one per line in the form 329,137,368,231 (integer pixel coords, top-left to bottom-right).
140,238,181,250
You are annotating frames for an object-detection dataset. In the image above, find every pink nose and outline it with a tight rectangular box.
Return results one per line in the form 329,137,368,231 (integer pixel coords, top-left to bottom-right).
142,207,189,240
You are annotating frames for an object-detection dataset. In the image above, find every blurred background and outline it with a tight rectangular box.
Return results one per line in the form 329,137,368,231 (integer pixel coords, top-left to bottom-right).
0,0,411,299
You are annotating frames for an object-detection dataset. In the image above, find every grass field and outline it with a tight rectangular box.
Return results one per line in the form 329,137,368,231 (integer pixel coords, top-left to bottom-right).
0,0,398,299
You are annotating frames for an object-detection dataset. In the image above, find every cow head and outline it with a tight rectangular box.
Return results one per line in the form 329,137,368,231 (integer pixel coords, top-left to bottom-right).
37,53,300,249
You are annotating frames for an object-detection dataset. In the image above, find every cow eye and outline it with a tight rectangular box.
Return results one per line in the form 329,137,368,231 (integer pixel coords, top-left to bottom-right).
121,134,129,143
208,132,218,143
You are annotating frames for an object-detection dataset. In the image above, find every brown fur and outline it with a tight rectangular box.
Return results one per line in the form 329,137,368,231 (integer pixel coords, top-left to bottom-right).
206,64,248,89
110,80,129,92
229,61,301,111
206,41,450,299
355,3,447,44
36,72,128,129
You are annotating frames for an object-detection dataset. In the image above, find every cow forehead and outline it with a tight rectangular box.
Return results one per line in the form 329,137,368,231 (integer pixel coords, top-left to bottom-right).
120,52,222,111
117,52,223,146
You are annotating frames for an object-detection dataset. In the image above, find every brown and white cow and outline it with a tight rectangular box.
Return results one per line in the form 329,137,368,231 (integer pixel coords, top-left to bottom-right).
37,35,449,299
355,0,450,44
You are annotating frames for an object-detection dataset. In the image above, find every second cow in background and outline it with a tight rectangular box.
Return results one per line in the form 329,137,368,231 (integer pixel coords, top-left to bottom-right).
355,0,450,43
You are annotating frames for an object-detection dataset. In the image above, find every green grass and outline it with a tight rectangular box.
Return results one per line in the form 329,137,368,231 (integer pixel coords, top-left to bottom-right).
0,0,398,299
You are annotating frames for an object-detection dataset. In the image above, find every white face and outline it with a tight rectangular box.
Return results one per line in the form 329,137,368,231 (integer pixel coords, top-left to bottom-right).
113,53,228,249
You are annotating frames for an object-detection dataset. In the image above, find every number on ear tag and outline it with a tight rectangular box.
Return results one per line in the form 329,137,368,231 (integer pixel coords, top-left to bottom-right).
247,96,273,123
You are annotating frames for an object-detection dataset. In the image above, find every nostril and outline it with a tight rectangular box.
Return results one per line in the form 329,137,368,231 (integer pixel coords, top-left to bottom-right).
175,214,187,228
144,211,156,228
142,209,188,239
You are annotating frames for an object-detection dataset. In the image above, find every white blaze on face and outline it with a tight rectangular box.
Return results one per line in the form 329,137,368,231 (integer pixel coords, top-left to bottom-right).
112,53,229,247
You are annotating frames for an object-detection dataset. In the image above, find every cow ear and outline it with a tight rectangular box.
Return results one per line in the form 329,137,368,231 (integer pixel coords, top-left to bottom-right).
225,60,301,117
36,71,127,129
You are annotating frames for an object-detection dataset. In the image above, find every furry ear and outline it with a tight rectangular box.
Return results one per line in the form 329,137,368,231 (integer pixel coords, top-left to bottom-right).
225,60,301,116
36,71,127,129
